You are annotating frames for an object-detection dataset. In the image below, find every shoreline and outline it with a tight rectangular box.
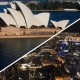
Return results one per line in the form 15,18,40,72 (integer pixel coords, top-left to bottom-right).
32,10,80,12
0,35,52,39
0,27,61,39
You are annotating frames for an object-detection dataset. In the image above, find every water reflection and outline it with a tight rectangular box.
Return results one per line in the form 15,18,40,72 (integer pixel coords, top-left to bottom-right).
0,38,47,70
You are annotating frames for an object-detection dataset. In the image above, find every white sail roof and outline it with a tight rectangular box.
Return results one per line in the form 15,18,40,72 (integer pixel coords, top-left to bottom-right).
9,2,16,9
50,20,69,29
32,16,44,27
1,1,71,29
0,13,16,26
7,8,26,28
34,13,50,27
58,20,69,29
11,1,50,28
50,20,58,28
3,9,7,14
15,1,34,28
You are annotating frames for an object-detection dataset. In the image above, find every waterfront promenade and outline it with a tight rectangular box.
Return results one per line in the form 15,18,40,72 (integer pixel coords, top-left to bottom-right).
0,35,53,38
0,26,61,38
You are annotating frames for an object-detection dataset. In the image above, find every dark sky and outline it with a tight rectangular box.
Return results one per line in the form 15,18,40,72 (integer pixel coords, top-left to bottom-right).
64,20,80,32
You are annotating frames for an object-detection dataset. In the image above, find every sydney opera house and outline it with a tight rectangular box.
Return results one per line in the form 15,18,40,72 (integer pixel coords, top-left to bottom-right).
0,1,69,38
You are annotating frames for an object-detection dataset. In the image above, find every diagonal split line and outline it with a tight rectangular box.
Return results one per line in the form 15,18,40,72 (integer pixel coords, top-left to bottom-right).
0,18,80,73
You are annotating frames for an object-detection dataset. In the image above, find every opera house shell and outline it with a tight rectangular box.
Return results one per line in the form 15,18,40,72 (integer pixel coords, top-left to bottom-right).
0,1,69,38
50,20,69,29
0,1,50,28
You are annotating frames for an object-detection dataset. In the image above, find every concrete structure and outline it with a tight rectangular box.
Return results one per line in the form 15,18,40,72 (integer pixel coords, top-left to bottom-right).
0,26,61,37
7,8,26,28
0,1,70,38
34,13,50,27
0,13,16,26
0,1,50,28
5,1,49,28
0,1,70,29
50,20,69,29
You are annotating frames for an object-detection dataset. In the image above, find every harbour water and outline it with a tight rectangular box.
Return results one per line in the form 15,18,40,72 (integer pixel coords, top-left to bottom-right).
0,38,47,70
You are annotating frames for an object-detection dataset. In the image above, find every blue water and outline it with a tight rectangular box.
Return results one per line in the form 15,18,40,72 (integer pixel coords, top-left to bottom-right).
0,5,10,12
